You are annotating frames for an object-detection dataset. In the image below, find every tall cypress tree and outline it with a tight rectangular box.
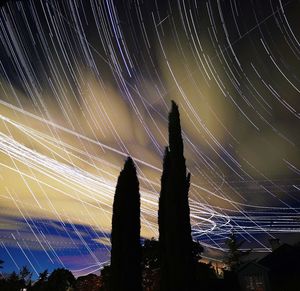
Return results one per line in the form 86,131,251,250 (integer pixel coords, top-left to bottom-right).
158,147,170,291
110,157,142,291
159,101,194,290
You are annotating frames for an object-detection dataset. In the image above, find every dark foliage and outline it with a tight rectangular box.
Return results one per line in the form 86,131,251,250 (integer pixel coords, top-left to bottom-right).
158,101,195,291
7,271,22,291
192,241,204,263
2,271,21,291
19,266,32,288
100,238,205,290
141,238,161,291
224,231,251,271
142,238,161,271
45,268,75,291
29,270,48,291
110,157,142,291
0,266,32,291
74,273,101,291
99,265,111,291
195,262,217,281
0,268,73,291
141,238,206,290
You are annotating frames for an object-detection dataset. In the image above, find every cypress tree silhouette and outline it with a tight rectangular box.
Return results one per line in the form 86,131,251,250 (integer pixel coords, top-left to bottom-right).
158,101,194,291
110,157,142,291
158,147,170,290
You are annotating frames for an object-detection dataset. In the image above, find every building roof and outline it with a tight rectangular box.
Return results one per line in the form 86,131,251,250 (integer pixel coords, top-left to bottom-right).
237,260,269,273
258,244,300,273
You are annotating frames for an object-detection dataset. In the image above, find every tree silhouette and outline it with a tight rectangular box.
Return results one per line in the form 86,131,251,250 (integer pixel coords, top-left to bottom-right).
142,238,205,290
158,147,170,291
99,265,110,291
191,241,204,264
224,231,251,271
158,101,195,291
46,268,75,291
30,269,48,291
142,238,161,271
142,238,161,290
5,271,22,291
19,265,32,289
38,269,48,283
110,157,142,291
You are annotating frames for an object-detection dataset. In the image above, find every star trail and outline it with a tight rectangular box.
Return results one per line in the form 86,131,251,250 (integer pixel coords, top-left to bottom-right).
0,0,299,276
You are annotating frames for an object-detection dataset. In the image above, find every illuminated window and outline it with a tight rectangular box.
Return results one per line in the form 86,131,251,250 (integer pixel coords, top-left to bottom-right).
244,273,265,291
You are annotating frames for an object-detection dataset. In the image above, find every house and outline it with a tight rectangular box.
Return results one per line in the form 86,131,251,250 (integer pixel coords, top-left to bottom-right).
258,243,300,291
237,244,300,291
237,261,270,291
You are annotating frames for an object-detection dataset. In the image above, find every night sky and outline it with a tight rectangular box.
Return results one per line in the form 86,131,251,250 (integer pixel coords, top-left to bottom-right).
0,0,300,278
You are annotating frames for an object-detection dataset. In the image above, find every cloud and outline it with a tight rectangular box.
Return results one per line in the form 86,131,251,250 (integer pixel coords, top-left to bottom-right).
0,216,108,251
